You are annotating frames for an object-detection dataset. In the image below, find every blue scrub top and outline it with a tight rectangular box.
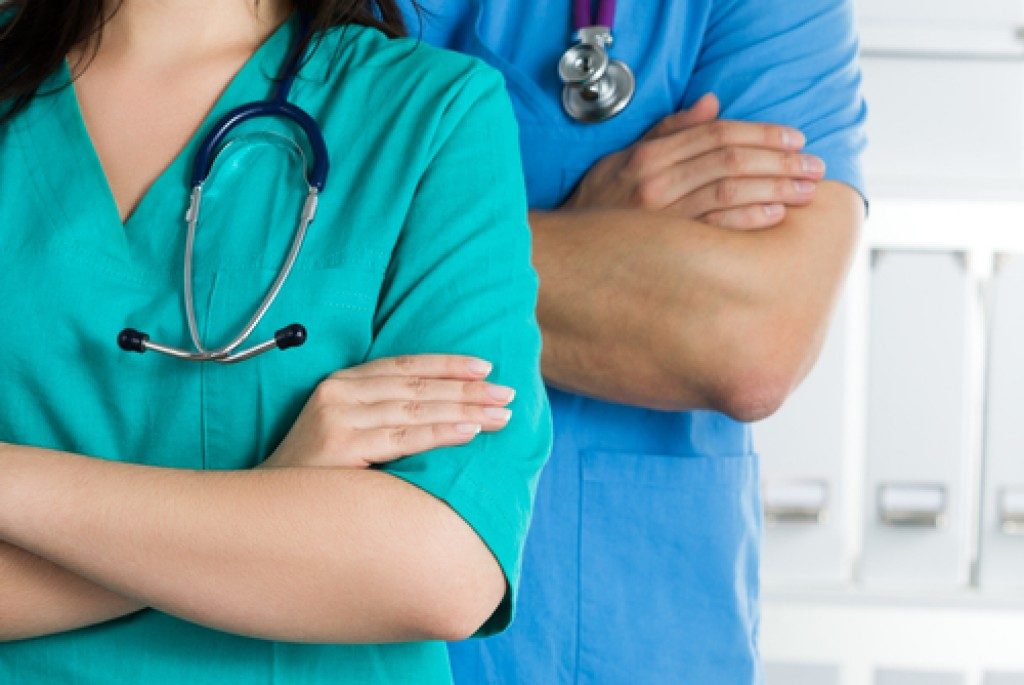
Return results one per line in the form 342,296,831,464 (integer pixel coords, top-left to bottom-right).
403,1,867,683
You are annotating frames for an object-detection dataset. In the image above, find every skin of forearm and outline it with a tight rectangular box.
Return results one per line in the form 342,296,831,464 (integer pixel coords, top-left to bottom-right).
0,541,143,641
0,445,505,644
530,181,862,419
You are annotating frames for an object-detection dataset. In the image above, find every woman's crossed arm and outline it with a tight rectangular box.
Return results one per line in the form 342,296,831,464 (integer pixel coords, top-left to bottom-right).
0,355,514,644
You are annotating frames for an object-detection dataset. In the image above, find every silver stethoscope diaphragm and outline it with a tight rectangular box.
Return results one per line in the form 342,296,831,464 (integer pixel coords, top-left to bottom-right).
558,38,611,86
559,0,634,123
562,50,635,123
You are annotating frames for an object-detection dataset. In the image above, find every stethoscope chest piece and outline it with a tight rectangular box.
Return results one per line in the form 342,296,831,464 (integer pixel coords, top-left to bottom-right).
558,31,611,86
559,24,635,123
562,55,634,123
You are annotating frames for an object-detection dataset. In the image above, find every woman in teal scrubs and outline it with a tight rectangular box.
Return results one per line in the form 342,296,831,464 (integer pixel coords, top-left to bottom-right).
0,2,551,684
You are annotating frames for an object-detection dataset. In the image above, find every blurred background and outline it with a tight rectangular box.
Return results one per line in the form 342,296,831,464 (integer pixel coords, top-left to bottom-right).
755,1,1024,683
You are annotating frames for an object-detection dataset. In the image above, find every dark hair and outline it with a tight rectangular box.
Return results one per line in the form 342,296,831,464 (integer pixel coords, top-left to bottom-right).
0,1,413,124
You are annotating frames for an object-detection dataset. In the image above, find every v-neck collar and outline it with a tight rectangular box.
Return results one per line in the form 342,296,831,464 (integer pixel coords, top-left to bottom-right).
16,12,301,263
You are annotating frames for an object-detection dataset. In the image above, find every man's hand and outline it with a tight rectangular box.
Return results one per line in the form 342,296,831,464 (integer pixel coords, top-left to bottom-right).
564,93,826,230
531,181,863,417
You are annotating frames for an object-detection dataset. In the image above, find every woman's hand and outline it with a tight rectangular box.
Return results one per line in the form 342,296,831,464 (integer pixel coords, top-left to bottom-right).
563,93,826,230
260,355,515,470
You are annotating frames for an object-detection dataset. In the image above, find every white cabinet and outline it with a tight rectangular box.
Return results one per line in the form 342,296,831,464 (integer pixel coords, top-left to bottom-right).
979,253,1024,590
766,662,840,685
985,674,1024,685
757,287,864,585
875,670,965,685
857,0,1024,55
859,57,1024,200
857,0,1024,26
861,250,980,588
857,0,1024,200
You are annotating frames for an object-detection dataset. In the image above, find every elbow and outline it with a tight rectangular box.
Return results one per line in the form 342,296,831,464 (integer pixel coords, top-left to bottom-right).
413,533,508,642
713,370,792,423
698,314,822,423
428,599,502,643
421,574,507,642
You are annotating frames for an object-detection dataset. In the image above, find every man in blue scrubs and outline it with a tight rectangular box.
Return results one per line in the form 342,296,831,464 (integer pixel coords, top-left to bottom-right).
402,1,867,682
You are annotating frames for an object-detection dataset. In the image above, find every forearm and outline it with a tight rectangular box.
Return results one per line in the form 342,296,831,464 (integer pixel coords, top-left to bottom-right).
0,444,503,643
0,541,143,641
530,181,862,417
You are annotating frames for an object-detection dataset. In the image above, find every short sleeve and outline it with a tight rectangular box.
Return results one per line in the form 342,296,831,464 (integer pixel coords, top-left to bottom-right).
366,64,553,636
684,0,869,204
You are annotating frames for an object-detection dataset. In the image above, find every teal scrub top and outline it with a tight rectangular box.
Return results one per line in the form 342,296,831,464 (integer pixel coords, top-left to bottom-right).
0,14,552,685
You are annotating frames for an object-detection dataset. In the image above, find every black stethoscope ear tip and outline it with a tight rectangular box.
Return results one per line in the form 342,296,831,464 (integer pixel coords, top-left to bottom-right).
275,323,307,350
118,328,149,353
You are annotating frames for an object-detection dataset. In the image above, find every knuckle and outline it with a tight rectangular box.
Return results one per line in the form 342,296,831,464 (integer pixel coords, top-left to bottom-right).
704,210,728,228
628,141,658,174
387,427,409,448
404,376,429,396
714,178,739,205
773,178,788,198
635,177,664,208
312,379,343,407
402,400,424,419
707,120,728,145
721,147,743,172
393,355,416,371
786,153,803,174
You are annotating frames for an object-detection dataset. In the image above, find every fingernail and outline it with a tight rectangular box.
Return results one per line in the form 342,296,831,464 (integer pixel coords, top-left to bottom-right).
764,204,784,218
483,407,512,422
794,180,816,193
467,359,493,375
456,422,482,435
802,156,825,174
486,384,516,402
784,130,805,148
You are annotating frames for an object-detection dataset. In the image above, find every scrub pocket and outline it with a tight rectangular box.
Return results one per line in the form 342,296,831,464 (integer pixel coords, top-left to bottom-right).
577,450,762,685
199,263,380,471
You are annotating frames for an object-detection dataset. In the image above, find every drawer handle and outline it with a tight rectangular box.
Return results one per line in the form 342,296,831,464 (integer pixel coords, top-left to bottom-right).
999,487,1024,535
878,482,947,528
763,479,828,525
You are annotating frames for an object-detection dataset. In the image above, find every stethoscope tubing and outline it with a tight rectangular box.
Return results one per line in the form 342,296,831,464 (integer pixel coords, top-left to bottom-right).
573,0,617,31
118,12,325,364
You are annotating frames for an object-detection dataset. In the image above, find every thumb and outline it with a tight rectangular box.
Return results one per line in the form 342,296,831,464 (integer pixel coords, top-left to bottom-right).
648,92,720,138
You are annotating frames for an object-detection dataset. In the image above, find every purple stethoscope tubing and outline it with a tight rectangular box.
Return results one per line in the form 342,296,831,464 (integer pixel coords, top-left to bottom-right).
573,0,616,30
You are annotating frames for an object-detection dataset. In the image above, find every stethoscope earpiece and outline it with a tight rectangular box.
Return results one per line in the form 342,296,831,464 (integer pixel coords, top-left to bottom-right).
118,328,149,354
274,323,307,350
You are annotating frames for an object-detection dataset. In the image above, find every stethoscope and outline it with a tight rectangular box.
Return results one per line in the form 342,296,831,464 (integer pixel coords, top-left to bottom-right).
558,0,634,123
118,14,329,364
